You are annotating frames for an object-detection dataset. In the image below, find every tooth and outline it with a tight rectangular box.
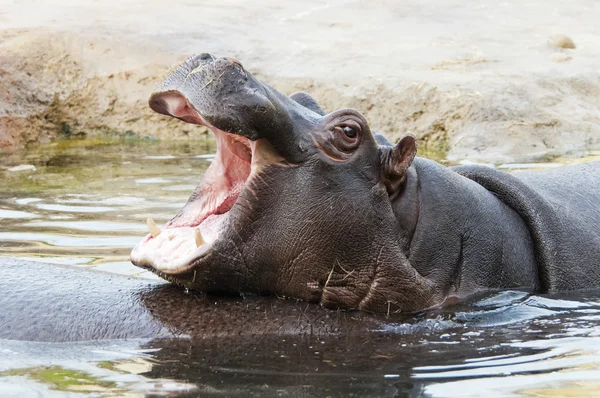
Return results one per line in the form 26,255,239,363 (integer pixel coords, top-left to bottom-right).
194,229,205,247
146,217,161,238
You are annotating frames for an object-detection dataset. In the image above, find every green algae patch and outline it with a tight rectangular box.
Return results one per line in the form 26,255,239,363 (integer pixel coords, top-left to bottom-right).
2,366,118,393
0,136,214,195
553,151,600,165
97,361,122,373
419,145,449,163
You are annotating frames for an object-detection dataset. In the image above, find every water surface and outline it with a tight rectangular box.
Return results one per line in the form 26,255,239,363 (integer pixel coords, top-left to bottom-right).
0,137,218,277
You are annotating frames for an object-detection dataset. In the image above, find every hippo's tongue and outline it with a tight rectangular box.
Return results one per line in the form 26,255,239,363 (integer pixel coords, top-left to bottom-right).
130,127,284,274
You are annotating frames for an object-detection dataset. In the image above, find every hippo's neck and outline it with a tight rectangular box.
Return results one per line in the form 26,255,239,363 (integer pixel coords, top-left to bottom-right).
391,158,539,300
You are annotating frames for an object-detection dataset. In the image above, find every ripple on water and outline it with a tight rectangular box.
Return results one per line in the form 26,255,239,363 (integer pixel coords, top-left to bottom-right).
473,290,530,307
14,198,42,205
194,154,216,159
452,290,600,326
419,336,600,397
0,209,38,219
409,291,600,395
25,220,146,232
0,232,140,247
456,303,560,327
0,339,196,396
135,178,171,184
156,202,187,209
162,184,197,191
143,155,177,159
55,196,145,206
35,204,115,213
99,196,147,205
14,256,96,266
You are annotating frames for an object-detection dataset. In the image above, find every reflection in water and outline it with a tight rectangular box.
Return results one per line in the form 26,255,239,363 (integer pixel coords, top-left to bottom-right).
25,220,146,232
419,336,600,397
134,289,600,396
0,209,38,219
0,339,196,396
34,203,115,213
0,232,141,247
1,138,600,396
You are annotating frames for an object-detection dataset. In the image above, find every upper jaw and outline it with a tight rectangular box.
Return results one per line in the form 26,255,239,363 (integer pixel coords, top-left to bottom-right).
131,53,290,275
149,52,319,160
148,53,270,142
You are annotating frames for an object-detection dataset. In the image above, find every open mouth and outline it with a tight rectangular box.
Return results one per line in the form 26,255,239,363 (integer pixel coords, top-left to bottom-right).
130,95,277,274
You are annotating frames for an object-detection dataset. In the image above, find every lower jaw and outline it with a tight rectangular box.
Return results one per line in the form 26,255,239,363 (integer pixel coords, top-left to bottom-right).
150,267,196,288
131,197,239,271
130,224,214,274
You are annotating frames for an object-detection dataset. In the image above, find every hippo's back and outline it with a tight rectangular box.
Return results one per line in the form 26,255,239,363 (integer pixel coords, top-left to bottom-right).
454,161,600,291
513,162,600,216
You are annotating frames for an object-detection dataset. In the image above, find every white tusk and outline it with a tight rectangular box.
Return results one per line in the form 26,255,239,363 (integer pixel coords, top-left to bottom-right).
146,217,161,238
194,229,205,247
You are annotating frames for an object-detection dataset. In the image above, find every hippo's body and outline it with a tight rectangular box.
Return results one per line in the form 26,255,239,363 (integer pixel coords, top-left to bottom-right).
455,162,600,291
0,258,384,342
130,53,600,313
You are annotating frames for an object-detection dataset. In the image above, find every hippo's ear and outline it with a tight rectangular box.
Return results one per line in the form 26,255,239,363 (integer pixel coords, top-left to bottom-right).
289,92,326,116
379,134,417,196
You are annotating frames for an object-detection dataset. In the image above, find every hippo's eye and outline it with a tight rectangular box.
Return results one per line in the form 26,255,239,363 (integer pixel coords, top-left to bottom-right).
342,126,357,138
332,120,361,145
318,114,363,160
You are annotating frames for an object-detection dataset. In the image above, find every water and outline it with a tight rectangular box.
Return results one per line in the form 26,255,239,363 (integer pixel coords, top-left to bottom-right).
0,137,217,278
1,137,600,397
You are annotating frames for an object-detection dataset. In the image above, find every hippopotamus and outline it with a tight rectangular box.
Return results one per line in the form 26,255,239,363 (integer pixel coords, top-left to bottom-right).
130,53,600,314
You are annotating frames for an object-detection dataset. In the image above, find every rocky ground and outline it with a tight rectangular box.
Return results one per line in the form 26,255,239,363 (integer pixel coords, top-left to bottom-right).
1,0,599,162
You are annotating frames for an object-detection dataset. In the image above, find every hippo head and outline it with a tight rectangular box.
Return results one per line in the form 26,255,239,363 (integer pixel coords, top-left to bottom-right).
131,54,433,313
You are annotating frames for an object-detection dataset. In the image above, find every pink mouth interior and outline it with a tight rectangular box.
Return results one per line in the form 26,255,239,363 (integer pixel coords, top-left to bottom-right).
165,129,252,240
130,110,254,273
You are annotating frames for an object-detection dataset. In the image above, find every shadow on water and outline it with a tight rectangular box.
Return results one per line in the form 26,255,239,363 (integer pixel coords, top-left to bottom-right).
1,138,600,396
134,288,600,397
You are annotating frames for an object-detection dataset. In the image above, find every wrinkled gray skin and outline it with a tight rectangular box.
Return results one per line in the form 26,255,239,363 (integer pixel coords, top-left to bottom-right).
136,53,600,313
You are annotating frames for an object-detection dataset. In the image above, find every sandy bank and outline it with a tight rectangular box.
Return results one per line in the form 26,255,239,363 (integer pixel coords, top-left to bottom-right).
1,0,599,162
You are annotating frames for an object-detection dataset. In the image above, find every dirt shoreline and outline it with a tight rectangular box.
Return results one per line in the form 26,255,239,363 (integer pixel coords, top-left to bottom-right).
1,1,600,162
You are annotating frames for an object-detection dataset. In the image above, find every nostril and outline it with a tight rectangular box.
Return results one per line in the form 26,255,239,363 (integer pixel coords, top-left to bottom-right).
226,57,244,68
199,53,216,61
189,53,216,68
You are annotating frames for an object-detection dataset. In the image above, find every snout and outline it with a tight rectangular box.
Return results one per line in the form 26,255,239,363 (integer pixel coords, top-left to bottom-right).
183,52,218,71
149,53,316,164
153,53,245,95
176,53,246,78
148,53,279,141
